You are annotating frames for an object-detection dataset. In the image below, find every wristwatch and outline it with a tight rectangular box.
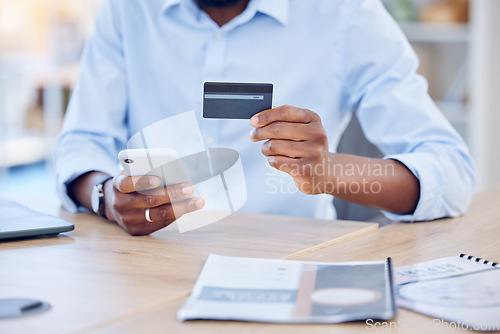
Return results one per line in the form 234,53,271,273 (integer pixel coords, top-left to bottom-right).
91,176,113,217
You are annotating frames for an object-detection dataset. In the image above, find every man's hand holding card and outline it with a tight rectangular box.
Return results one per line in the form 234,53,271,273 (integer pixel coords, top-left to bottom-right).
250,105,330,195
202,81,331,196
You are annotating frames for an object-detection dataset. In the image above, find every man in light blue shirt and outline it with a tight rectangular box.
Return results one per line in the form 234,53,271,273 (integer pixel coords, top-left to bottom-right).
55,0,476,235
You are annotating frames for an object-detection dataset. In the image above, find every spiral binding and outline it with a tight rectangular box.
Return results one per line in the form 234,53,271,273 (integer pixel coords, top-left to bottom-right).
459,253,498,267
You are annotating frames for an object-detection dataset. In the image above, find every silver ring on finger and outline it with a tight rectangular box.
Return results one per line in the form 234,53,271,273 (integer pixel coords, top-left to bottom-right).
145,208,153,223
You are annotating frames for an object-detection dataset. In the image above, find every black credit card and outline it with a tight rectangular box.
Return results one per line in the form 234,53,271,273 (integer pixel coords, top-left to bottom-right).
203,82,273,119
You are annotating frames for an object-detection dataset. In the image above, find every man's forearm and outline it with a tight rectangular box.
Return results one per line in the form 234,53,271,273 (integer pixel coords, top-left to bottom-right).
68,171,111,211
250,106,420,215
324,153,420,215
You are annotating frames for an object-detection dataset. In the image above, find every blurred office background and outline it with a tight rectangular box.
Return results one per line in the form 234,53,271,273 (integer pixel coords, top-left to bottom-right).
0,0,101,200
1,0,499,208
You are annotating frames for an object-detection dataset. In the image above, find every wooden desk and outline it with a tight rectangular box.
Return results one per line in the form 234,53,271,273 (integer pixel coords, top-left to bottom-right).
0,205,376,334
91,186,500,334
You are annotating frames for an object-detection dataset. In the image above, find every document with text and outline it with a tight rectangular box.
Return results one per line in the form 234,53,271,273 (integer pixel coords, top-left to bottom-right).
178,254,395,323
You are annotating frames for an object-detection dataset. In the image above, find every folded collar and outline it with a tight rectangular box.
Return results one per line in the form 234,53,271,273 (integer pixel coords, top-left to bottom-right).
162,0,289,26
162,0,182,12
254,0,289,26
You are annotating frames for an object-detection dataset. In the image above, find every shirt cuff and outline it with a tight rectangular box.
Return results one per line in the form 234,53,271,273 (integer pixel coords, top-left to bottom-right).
381,152,446,222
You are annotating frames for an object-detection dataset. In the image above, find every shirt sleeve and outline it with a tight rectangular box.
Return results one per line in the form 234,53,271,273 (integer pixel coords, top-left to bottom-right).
54,0,128,212
340,0,476,221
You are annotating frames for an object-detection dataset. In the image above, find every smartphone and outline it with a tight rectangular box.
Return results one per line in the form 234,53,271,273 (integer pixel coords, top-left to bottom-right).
118,148,189,187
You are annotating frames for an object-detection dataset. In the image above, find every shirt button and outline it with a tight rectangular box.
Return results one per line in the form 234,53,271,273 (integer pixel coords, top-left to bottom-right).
205,136,215,145
215,30,222,39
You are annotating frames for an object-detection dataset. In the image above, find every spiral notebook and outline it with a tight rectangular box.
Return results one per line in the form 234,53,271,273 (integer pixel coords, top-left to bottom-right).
395,254,500,331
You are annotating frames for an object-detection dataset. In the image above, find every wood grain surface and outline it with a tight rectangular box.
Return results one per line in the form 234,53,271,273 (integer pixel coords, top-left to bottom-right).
0,204,376,334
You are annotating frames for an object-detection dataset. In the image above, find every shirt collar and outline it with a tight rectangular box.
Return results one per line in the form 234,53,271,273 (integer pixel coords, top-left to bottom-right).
162,0,289,26
161,0,181,13
162,0,181,12
254,0,289,26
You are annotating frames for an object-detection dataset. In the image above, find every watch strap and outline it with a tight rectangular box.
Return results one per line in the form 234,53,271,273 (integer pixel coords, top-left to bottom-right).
95,176,113,217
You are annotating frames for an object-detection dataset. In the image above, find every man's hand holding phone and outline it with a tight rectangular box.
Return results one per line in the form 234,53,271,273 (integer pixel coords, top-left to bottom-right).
103,172,205,236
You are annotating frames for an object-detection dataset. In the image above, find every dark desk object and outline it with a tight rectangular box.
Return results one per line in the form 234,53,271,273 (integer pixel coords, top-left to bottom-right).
0,299,50,318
